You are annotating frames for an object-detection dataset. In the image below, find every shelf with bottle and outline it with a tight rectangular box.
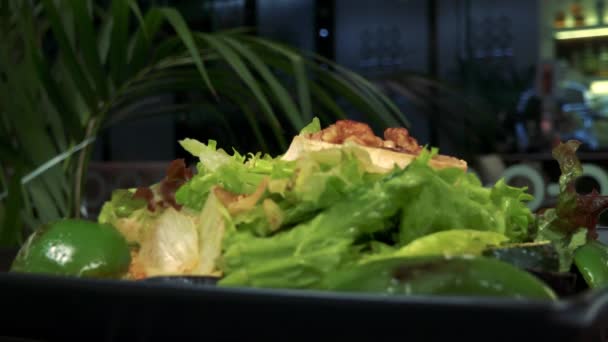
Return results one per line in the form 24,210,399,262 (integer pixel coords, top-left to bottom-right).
556,36,608,78
553,1,608,38
554,25,608,40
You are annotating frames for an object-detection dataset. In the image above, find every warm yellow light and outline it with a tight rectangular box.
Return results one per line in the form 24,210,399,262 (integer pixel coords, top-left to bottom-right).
591,81,608,94
555,27,608,40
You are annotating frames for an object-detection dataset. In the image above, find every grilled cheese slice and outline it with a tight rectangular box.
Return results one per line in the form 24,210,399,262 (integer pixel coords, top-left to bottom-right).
281,120,467,172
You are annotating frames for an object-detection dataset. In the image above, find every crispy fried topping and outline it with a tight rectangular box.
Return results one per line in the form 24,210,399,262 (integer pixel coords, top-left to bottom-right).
214,178,269,216
133,187,155,212
133,159,193,212
310,120,384,147
383,127,422,153
306,119,422,153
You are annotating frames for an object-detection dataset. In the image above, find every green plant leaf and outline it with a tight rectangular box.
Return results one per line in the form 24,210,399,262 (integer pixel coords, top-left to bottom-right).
314,55,407,128
15,2,82,140
243,37,402,130
208,77,271,151
158,7,216,96
109,0,130,85
98,16,113,65
0,140,31,170
27,179,60,224
45,100,69,152
152,36,187,62
199,34,286,147
129,8,165,71
31,49,83,140
108,67,275,151
243,36,312,123
0,167,23,247
41,0,98,112
1,31,71,213
70,0,108,98
127,0,146,33
312,65,389,128
309,83,346,121
222,35,304,130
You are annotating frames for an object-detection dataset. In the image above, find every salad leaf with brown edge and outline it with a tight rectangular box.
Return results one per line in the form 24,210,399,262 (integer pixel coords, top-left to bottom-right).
535,140,608,272
133,159,194,212
98,159,195,247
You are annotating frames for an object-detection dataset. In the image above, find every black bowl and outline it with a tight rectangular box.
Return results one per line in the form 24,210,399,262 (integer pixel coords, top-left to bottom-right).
141,275,220,286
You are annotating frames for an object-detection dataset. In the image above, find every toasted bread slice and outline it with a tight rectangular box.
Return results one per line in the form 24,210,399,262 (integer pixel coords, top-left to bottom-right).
281,135,468,171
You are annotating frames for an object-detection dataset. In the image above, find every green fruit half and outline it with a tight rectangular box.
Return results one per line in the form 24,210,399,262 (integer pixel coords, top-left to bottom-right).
10,219,131,278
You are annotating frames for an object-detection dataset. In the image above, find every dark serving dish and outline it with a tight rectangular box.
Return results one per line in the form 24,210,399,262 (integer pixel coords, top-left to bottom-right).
1,227,608,342
0,272,607,342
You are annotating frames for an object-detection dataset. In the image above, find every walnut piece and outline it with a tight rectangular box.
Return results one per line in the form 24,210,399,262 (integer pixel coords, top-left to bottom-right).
310,120,383,147
307,119,422,153
383,127,421,153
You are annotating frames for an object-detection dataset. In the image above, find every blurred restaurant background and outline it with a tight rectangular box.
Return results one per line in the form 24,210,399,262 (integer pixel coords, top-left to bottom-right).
3,0,608,225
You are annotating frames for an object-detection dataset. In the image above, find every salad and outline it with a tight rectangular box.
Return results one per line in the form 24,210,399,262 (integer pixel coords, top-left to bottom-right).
10,118,608,300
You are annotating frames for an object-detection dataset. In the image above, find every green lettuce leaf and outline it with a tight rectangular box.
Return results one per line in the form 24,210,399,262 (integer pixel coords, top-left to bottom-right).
231,145,386,236
298,117,321,135
398,155,534,245
219,165,417,289
98,189,147,222
218,147,537,290
535,211,587,272
360,229,508,264
394,229,508,257
98,189,159,244
533,140,608,271
175,138,295,211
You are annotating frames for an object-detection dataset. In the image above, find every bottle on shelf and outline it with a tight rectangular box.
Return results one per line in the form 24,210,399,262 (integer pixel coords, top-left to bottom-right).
555,10,566,28
599,44,608,76
583,42,598,75
571,0,586,26
597,0,606,25
572,50,583,71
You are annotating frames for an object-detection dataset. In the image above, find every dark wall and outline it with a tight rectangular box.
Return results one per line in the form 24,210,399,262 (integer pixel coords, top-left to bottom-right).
335,0,429,75
257,0,315,52
436,0,540,157
438,0,540,79
333,0,433,147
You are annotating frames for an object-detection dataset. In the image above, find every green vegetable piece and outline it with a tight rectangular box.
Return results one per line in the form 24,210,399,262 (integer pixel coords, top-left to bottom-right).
535,215,588,272
98,189,147,221
398,155,533,245
535,140,608,272
574,240,608,289
361,229,508,264
220,167,413,289
483,241,560,272
323,256,557,300
228,143,387,237
11,219,131,278
175,138,293,211
395,229,508,257
298,117,321,135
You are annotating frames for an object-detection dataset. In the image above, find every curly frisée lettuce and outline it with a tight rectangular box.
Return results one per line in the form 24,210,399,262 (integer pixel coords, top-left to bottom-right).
175,138,294,211
231,144,389,237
